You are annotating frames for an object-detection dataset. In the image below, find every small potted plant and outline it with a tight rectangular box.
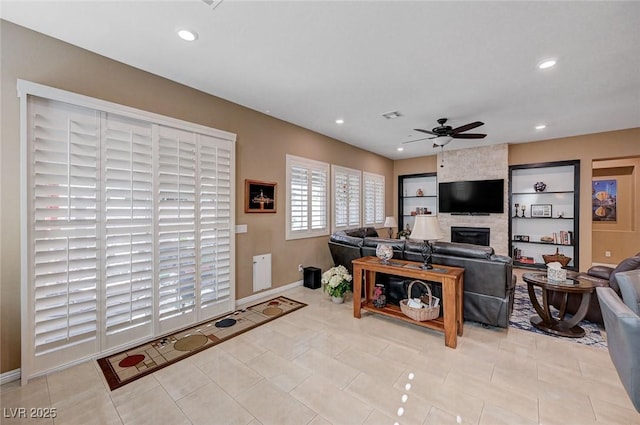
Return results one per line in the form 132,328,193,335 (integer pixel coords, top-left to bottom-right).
321,265,352,304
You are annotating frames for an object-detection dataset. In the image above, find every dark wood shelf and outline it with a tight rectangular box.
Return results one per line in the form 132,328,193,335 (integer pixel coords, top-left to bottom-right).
511,240,574,247
512,216,574,220
512,191,574,195
509,160,581,271
402,195,437,199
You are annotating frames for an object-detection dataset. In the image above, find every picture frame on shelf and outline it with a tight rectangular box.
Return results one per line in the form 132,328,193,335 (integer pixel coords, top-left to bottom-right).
531,204,552,218
245,179,277,213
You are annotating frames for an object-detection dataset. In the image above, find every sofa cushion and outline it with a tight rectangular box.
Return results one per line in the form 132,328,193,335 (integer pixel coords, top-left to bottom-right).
363,237,405,250
610,255,640,293
345,227,378,238
617,270,640,315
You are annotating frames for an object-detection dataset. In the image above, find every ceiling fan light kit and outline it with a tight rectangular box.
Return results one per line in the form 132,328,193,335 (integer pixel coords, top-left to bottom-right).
407,117,487,148
433,136,452,146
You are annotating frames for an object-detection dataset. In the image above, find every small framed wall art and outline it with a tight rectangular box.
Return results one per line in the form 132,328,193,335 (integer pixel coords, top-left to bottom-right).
531,204,552,218
245,179,277,213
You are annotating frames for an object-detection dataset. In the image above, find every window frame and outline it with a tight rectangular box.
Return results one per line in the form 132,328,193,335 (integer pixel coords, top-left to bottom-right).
331,164,362,232
363,171,386,228
285,154,330,240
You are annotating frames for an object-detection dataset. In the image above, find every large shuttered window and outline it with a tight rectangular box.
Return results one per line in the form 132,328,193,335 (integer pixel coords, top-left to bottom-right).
332,165,361,231
286,155,329,240
20,81,235,381
363,172,385,227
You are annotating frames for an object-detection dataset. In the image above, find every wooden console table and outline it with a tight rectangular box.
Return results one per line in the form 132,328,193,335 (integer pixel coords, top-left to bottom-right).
352,256,464,348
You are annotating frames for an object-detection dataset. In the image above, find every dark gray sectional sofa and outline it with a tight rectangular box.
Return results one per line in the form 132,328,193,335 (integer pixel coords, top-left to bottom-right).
328,227,516,328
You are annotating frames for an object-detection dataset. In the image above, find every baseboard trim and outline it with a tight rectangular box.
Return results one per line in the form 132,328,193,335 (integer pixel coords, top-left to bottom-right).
237,280,303,307
0,368,21,385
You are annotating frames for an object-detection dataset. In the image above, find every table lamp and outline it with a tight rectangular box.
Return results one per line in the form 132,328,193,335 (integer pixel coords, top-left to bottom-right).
410,215,443,269
383,216,398,238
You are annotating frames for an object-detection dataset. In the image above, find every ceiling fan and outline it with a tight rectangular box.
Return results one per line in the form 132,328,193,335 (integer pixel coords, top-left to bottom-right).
404,118,486,148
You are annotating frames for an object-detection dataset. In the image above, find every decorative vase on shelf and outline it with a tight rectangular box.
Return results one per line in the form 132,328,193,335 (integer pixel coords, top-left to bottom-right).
534,182,547,192
376,243,393,264
331,296,344,304
416,188,424,197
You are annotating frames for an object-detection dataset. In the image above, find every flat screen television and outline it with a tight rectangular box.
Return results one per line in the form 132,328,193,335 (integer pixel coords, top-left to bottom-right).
438,179,504,214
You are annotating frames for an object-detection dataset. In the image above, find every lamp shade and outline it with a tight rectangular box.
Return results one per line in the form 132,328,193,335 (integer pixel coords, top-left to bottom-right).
410,215,443,241
383,216,398,228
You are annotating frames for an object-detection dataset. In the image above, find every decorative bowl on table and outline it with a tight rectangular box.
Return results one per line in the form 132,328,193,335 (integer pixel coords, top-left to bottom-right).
375,243,393,264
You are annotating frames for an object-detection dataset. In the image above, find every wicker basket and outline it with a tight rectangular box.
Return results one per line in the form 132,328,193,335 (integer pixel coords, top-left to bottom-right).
399,280,440,321
542,247,571,267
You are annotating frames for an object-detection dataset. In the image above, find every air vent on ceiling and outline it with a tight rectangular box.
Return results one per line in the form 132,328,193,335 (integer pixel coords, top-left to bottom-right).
201,0,224,10
381,111,402,120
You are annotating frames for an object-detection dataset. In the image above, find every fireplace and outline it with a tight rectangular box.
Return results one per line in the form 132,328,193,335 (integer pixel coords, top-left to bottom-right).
451,226,490,246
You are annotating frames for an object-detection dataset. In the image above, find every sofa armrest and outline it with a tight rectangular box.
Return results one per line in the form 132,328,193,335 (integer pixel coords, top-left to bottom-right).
588,265,614,280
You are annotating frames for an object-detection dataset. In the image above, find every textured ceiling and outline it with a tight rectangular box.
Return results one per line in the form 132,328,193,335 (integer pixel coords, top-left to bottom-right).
2,0,639,159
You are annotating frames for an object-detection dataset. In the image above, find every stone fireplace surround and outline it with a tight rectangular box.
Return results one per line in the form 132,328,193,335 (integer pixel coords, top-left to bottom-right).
437,144,509,255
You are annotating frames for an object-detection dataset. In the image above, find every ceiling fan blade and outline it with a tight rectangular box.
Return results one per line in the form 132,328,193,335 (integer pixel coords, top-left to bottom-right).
451,133,486,139
451,121,484,134
402,136,433,144
414,128,437,135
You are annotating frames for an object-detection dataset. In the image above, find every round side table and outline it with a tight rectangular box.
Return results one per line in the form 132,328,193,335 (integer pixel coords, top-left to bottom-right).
522,272,595,338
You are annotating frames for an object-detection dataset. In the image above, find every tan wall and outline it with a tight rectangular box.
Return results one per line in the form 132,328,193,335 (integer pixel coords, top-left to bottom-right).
0,21,393,373
592,157,639,264
394,129,640,271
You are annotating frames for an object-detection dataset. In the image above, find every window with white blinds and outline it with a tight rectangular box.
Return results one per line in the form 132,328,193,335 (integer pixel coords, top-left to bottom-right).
363,172,385,227
286,155,329,240
332,165,361,231
20,81,235,381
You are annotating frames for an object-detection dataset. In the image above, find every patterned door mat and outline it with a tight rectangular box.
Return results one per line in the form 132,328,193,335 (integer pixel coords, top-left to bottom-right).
97,296,306,390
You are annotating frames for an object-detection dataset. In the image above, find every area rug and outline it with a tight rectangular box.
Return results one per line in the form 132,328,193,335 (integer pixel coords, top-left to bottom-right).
97,296,306,390
509,283,606,349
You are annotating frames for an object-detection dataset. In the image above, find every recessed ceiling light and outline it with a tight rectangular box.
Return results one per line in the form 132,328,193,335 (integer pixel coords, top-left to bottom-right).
538,59,556,69
177,29,198,41
397,147,404,152
535,124,547,130
335,119,344,124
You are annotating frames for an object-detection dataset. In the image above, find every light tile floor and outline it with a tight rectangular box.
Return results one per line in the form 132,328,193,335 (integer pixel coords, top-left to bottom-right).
2,283,640,425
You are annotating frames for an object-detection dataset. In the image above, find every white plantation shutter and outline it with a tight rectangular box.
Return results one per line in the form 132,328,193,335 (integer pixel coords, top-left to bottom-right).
27,97,100,374
197,136,232,317
102,114,154,348
290,165,309,232
286,155,329,239
20,81,236,382
157,126,198,332
364,172,385,227
332,165,361,231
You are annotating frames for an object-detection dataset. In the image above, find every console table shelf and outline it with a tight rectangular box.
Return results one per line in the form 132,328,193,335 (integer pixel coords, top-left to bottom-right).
352,256,464,348
360,301,446,331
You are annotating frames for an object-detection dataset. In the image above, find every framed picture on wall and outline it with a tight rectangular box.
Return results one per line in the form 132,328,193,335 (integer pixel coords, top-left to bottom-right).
592,179,617,221
245,179,277,213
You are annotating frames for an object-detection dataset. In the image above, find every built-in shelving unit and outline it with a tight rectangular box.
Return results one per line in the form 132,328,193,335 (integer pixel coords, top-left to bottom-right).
509,160,580,270
398,172,437,233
